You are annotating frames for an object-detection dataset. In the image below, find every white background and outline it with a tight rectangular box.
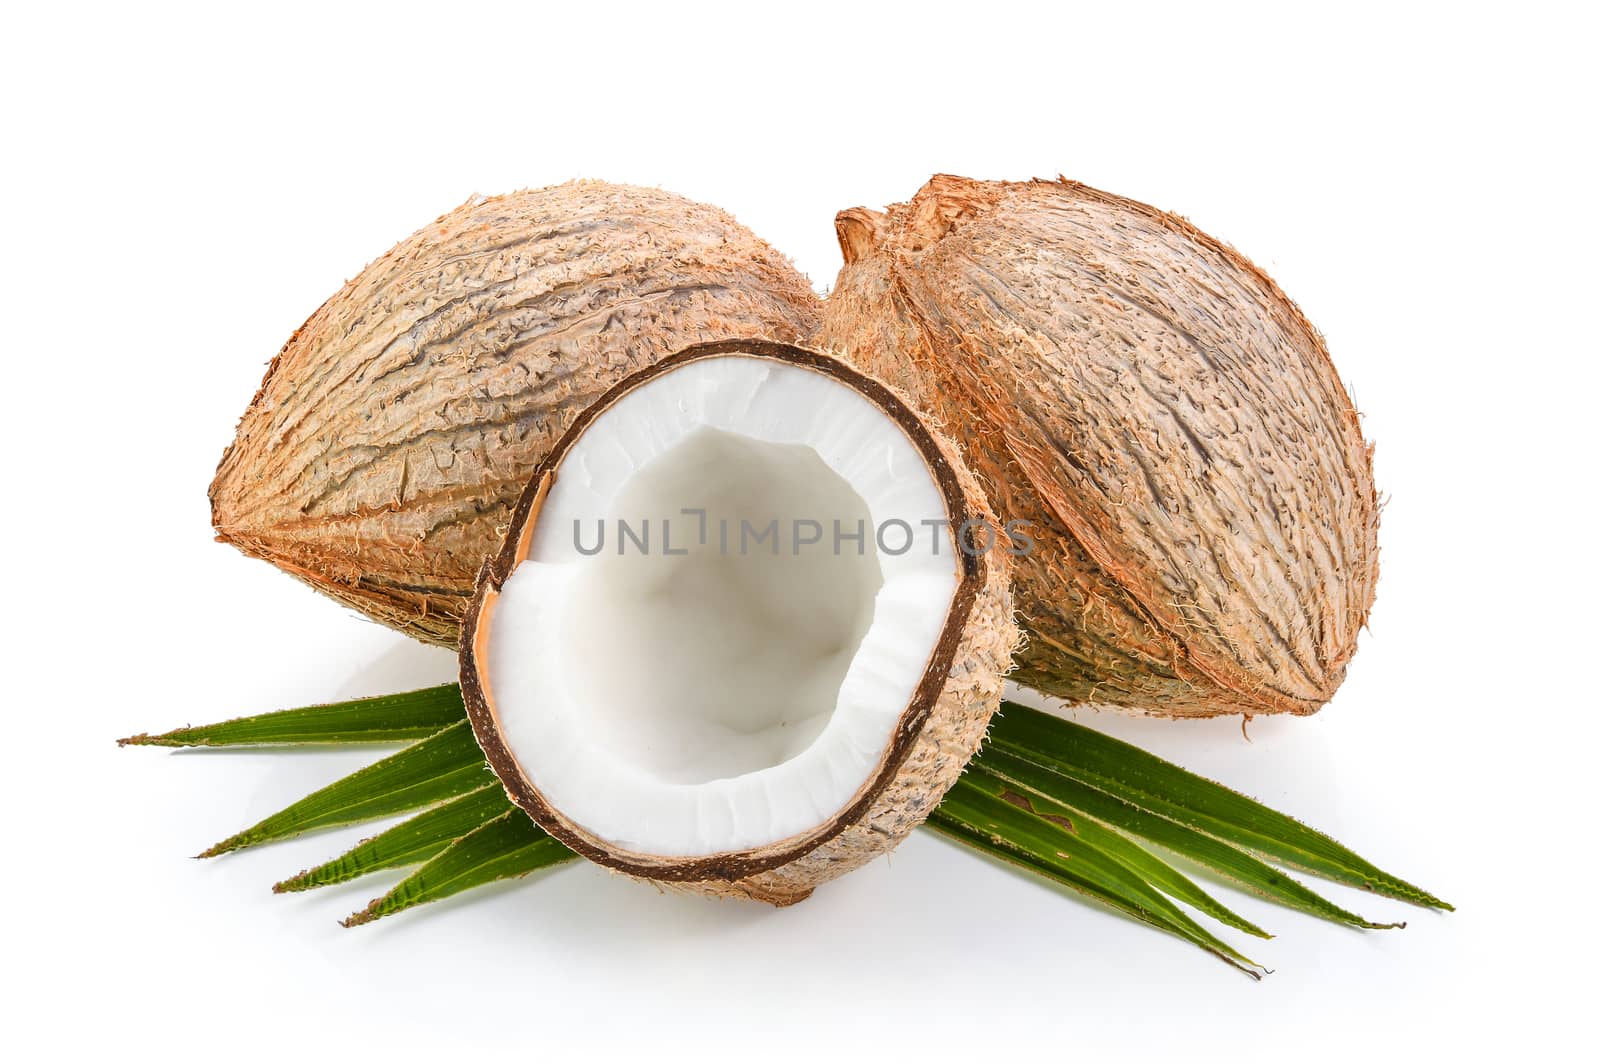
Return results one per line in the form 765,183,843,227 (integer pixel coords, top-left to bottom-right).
5,2,1594,1059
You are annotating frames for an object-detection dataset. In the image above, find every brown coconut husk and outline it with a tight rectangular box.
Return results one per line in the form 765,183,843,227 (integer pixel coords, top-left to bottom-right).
210,181,821,645
459,341,1018,905
816,175,1378,718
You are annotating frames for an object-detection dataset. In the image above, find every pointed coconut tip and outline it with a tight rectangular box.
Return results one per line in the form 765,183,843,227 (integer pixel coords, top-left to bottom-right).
459,340,1018,904
834,207,888,264
901,173,1004,251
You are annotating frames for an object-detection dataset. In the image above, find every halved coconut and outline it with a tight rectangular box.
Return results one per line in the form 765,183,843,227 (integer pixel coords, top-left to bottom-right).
460,340,1016,905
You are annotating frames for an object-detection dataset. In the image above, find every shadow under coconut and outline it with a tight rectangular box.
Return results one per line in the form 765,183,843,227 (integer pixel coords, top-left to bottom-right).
332,638,458,702
348,858,781,948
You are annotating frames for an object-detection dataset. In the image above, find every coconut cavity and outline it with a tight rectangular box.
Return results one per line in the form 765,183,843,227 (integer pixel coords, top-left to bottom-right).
477,351,962,859
563,426,884,785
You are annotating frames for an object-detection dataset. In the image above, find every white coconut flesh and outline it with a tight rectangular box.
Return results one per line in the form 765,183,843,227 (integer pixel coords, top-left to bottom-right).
481,355,960,857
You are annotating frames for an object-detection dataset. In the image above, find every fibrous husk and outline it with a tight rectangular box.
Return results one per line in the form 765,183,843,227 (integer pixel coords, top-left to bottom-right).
816,175,1378,717
460,341,1018,905
210,181,821,645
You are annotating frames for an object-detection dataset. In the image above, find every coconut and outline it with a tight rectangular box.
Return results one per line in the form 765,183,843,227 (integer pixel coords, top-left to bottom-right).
459,340,1016,904
816,175,1378,717
210,181,821,646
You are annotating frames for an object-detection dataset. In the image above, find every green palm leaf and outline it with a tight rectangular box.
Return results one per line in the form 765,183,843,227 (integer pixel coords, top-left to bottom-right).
930,780,1264,977
198,720,494,858
127,684,1448,975
275,784,516,893
961,760,1270,939
120,684,466,747
986,702,1450,910
974,745,1396,928
343,811,577,927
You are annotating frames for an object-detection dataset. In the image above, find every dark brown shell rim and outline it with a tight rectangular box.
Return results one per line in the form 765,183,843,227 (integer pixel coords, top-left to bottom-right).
459,339,986,883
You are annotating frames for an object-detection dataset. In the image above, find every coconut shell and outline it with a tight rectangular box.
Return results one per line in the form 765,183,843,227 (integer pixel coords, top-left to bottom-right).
210,181,822,645
460,341,1018,905
816,175,1378,717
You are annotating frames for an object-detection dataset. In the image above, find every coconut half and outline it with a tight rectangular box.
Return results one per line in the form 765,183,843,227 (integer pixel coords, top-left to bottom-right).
460,341,1015,905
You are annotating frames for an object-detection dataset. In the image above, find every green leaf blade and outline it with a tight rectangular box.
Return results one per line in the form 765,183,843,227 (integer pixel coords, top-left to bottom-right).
961,760,1272,939
972,744,1397,929
120,684,467,747
344,811,578,926
200,720,495,858
932,779,1264,978
274,784,515,893
987,703,1451,910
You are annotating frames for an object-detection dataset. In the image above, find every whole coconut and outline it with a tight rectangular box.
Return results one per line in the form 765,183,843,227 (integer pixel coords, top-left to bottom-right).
211,181,821,645
816,175,1377,717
